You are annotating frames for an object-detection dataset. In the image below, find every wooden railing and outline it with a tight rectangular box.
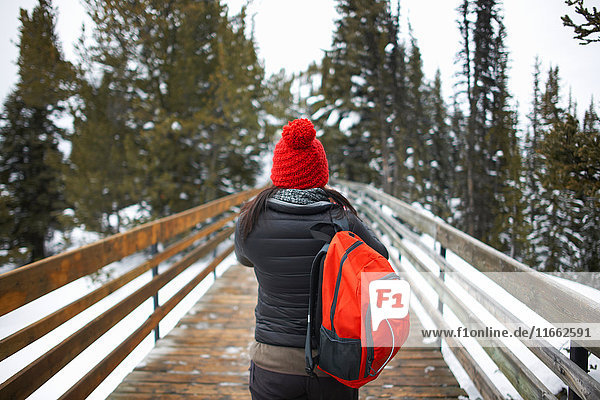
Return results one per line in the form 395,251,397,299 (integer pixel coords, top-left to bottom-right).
336,180,600,400
0,188,260,400
2,181,599,400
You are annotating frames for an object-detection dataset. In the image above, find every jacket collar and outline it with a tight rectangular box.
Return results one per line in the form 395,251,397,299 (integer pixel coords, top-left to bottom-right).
267,198,333,215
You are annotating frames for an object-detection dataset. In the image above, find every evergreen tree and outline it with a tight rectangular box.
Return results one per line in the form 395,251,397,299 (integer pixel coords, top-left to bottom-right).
450,94,468,224
301,57,346,180
311,0,453,210
0,0,74,265
454,0,526,255
534,66,575,271
550,99,600,196
455,0,476,233
315,0,404,191
425,70,455,222
540,112,599,271
386,2,409,199
523,58,545,267
262,69,297,143
540,100,600,271
579,100,600,272
81,0,266,217
194,8,266,201
67,70,142,234
465,0,497,240
562,0,600,44
543,108,600,197
487,21,529,259
583,97,600,140
404,32,428,203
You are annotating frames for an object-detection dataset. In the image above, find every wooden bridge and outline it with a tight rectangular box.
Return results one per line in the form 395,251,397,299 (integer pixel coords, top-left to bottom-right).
0,181,599,399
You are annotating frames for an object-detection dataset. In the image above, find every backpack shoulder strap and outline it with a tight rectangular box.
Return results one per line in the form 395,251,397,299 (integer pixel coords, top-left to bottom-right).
329,203,350,232
309,209,350,242
332,213,349,232
305,206,350,375
305,242,328,375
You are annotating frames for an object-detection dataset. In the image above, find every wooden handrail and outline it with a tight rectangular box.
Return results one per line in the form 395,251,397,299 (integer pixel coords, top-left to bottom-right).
0,188,260,317
360,195,600,399
0,214,236,362
3,181,597,400
0,227,233,399
353,198,505,399
338,180,600,328
390,256,505,400
358,199,557,400
337,180,600,400
0,188,261,399
59,244,235,400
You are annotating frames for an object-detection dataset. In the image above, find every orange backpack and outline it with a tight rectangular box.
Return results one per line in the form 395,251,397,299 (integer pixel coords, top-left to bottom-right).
305,218,410,388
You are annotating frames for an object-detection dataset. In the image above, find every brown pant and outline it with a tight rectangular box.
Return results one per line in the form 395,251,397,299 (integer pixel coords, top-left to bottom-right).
249,362,359,400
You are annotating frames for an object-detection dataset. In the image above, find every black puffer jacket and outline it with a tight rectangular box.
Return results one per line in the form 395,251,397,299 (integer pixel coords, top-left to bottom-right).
234,198,389,348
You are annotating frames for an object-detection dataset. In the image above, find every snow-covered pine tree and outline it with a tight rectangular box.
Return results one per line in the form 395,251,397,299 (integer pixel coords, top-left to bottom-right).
522,58,544,268
404,33,428,204
80,0,266,217
315,0,404,191
540,99,600,271
0,0,75,264
535,66,575,271
454,0,526,257
579,101,600,272
486,21,529,259
425,70,456,224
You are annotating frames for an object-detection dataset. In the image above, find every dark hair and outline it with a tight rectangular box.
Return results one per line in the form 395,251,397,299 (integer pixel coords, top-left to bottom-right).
238,186,358,238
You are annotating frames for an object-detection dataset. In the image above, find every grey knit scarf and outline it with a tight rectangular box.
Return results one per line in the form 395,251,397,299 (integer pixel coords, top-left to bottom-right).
272,188,330,205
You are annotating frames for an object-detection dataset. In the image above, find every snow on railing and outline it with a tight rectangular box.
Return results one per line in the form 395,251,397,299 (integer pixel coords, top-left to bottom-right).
336,179,600,400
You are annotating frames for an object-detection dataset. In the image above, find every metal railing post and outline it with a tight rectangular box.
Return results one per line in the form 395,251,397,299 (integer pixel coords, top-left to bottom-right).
213,247,218,279
151,243,160,343
568,342,588,400
437,244,446,350
437,245,446,349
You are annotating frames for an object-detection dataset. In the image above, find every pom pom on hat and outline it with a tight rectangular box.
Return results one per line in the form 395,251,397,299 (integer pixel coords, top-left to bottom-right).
270,118,329,189
282,118,316,149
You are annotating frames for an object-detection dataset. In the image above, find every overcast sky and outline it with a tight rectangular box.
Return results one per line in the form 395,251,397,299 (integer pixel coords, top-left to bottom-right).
1,0,598,123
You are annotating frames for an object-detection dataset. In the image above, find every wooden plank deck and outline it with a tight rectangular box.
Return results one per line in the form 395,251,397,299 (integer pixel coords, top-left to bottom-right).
109,264,467,400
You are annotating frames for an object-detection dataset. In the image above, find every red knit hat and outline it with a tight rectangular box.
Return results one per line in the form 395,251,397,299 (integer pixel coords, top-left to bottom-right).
270,118,329,189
